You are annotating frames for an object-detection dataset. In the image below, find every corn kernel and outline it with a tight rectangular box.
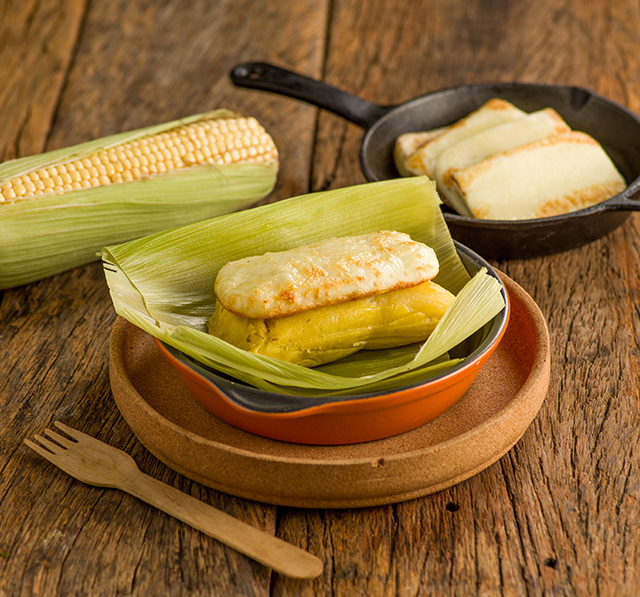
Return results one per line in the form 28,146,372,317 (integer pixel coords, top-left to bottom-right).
0,114,277,201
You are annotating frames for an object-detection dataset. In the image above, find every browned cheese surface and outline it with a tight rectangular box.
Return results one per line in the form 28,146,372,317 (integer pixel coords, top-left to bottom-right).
1,0,639,595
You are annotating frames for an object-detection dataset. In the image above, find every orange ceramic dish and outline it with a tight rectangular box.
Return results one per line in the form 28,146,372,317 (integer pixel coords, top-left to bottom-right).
155,244,509,445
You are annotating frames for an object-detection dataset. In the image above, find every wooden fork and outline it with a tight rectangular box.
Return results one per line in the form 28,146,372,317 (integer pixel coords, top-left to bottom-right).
24,421,322,580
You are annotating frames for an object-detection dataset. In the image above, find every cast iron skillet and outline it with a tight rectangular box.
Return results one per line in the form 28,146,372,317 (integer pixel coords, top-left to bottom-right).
231,62,640,259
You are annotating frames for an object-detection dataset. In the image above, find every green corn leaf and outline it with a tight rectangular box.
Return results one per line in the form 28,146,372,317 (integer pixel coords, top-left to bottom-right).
0,110,277,288
102,177,505,396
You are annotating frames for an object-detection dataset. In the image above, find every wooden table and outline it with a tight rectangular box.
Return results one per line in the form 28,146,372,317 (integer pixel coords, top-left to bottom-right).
2,0,639,594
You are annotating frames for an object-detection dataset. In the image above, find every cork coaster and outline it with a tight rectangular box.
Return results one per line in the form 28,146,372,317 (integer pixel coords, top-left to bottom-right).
109,273,550,508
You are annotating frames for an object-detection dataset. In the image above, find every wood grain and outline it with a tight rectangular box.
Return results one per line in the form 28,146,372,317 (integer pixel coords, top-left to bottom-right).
0,0,326,595
305,0,640,596
0,0,87,162
2,0,640,595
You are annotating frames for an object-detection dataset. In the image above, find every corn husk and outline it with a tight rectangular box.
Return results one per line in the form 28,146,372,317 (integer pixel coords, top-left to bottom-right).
101,177,506,397
0,110,278,289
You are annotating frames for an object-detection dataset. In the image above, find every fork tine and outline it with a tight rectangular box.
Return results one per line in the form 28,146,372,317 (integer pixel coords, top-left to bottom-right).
24,438,60,461
54,421,89,442
44,428,76,449
32,433,66,454
54,421,117,453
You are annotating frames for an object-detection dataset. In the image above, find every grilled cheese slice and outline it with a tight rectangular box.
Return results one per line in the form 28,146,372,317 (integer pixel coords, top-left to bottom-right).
452,131,627,220
394,128,449,177
209,231,453,367
403,99,527,180
214,230,439,320
434,108,571,216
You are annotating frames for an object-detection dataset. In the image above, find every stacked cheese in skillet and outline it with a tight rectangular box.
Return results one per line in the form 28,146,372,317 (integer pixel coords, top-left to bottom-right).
394,99,626,220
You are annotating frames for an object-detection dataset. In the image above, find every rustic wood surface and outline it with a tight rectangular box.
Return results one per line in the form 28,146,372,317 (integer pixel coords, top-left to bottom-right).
1,0,639,595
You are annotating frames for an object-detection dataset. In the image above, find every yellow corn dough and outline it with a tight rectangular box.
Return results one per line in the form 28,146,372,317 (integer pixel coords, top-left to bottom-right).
207,280,455,367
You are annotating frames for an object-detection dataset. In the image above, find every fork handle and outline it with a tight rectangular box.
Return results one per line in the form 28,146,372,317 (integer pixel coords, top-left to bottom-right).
119,471,322,579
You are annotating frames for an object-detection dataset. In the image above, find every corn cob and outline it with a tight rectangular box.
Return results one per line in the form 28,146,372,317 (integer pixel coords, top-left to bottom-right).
0,110,278,288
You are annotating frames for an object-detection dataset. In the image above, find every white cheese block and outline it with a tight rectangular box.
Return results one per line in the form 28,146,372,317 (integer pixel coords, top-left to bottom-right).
452,131,627,220
434,108,571,216
403,99,527,179
214,230,439,319
394,128,448,176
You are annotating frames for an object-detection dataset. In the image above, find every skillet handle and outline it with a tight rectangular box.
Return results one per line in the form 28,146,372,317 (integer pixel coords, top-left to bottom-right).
230,62,390,129
606,178,640,211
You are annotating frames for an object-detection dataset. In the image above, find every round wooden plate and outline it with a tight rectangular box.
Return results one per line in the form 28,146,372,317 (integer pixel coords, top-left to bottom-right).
109,273,550,508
